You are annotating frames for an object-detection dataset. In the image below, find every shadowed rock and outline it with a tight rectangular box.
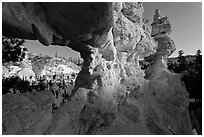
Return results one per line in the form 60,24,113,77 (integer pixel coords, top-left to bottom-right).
2,91,53,135
3,2,113,50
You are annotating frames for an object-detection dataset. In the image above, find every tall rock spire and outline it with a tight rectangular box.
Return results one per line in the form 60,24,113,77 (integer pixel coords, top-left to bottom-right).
151,9,175,58
145,9,176,79
144,10,192,135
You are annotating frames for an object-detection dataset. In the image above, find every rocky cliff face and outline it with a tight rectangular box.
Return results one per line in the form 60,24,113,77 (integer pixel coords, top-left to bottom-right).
2,2,192,135
68,3,192,135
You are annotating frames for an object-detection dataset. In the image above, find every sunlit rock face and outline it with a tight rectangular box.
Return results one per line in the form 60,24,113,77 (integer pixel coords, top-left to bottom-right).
143,9,192,134
73,2,157,106
2,2,192,135
66,3,192,135
145,9,176,79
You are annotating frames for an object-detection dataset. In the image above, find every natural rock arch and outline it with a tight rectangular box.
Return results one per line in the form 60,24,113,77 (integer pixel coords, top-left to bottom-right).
2,2,193,135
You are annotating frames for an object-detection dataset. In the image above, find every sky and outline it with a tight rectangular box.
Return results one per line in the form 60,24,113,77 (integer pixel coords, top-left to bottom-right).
23,2,202,59
24,40,80,59
142,2,202,57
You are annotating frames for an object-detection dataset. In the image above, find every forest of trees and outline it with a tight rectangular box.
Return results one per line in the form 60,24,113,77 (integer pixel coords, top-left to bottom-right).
2,36,27,63
167,50,202,100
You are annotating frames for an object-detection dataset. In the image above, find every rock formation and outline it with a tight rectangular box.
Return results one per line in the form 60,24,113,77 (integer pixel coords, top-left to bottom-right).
2,2,192,135
142,9,192,135
2,91,53,134
2,2,113,49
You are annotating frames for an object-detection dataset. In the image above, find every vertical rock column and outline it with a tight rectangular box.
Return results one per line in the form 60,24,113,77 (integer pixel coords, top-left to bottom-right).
144,9,192,134
145,9,176,79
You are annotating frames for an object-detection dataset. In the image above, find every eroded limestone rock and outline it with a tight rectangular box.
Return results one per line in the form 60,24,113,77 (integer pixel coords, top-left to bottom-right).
122,2,144,24
2,3,192,135
2,91,53,135
3,2,113,48
143,9,192,134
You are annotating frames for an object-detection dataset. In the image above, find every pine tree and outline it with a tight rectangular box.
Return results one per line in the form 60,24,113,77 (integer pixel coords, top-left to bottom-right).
196,49,202,64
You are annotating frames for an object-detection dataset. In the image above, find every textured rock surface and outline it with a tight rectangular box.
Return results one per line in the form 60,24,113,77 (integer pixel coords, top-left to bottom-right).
2,2,113,51
2,91,53,135
143,9,192,134
2,2,192,135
